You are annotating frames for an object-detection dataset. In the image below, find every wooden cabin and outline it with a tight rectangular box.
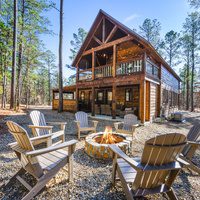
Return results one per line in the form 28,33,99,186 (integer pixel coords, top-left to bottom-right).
53,10,181,123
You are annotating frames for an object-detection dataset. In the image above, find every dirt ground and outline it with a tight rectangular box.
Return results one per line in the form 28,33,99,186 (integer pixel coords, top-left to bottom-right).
0,107,200,200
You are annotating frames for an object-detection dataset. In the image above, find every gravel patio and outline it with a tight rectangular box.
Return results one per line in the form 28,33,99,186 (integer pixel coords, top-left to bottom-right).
0,107,200,200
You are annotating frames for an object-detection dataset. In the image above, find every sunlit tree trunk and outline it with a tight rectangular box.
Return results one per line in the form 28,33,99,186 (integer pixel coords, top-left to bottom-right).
58,0,63,112
10,0,17,109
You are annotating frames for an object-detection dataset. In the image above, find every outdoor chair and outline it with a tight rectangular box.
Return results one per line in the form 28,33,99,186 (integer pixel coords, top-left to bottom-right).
180,123,200,174
109,133,188,200
75,111,98,140
29,110,66,146
6,121,77,200
114,114,139,151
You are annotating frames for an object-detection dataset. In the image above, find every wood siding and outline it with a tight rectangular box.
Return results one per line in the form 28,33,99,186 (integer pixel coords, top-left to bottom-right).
53,99,76,112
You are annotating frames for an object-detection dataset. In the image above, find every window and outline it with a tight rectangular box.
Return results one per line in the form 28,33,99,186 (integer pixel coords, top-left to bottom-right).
80,91,85,101
54,93,59,99
63,92,74,100
125,89,132,102
107,91,112,102
97,91,104,101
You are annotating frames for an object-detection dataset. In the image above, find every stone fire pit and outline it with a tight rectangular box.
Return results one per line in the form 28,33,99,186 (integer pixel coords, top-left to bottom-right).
85,132,131,159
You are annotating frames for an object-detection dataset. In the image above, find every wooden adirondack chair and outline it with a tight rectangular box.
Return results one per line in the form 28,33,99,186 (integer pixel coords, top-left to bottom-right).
109,133,187,200
75,111,98,140
6,121,77,200
114,114,139,151
29,110,66,146
180,123,200,174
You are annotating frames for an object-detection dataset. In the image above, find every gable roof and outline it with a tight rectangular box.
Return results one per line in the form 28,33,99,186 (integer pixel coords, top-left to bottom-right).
72,9,181,82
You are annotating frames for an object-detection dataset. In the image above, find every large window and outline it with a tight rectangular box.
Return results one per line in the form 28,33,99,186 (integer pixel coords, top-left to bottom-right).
146,61,159,78
63,92,74,100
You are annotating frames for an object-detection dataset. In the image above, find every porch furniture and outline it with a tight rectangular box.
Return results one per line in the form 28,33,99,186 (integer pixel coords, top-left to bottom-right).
114,114,138,152
6,121,77,200
95,104,101,115
109,133,187,200
180,123,200,174
29,110,66,146
75,111,98,140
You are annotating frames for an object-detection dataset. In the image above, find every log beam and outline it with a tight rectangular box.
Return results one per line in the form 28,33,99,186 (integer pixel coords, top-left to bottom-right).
83,35,133,56
91,87,95,116
113,44,117,77
102,17,105,43
105,25,118,43
139,80,146,123
92,51,95,80
93,36,102,45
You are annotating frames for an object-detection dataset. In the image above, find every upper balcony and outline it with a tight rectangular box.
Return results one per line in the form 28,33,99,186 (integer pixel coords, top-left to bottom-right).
76,41,160,82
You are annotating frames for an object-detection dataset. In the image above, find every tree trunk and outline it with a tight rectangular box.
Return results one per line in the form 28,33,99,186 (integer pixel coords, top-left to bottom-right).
186,51,190,110
58,0,64,112
48,60,51,105
16,0,25,108
10,0,18,109
191,31,195,112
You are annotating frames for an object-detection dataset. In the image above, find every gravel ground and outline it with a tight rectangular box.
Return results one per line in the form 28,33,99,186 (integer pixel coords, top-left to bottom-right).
0,107,200,200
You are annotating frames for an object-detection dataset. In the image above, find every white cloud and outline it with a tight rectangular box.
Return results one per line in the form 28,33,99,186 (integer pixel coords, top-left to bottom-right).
123,14,139,23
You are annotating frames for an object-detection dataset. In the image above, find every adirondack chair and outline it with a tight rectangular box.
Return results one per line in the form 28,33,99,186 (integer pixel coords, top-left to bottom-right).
75,111,98,140
29,110,66,146
180,123,200,174
109,133,187,200
114,114,139,151
6,121,77,200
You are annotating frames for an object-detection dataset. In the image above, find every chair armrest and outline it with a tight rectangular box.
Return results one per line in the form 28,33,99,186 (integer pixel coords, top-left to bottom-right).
47,122,67,130
92,120,98,128
109,144,142,172
47,122,67,125
74,120,80,127
114,122,123,131
28,125,53,130
26,139,78,157
30,134,53,142
187,141,200,147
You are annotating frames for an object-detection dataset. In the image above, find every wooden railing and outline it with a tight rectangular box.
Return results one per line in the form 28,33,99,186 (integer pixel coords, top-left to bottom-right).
94,64,112,79
78,69,92,81
77,59,143,81
116,59,143,75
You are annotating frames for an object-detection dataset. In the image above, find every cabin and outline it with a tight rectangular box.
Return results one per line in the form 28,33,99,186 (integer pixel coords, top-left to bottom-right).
52,10,181,123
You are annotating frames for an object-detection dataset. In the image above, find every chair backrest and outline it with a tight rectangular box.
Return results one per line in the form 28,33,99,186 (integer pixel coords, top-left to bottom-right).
75,111,88,128
7,121,43,178
133,133,187,190
30,110,48,136
182,123,200,156
7,121,34,151
123,114,138,131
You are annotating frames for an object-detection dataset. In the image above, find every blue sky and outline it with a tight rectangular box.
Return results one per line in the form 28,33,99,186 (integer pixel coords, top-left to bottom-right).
41,0,191,77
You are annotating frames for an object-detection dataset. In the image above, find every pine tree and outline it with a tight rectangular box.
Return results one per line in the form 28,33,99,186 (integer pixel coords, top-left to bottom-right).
69,28,87,61
160,30,181,67
139,18,161,50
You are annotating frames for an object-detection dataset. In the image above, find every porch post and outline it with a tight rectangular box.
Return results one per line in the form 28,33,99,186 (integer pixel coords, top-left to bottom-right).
112,83,116,119
113,44,116,77
139,80,146,123
92,50,95,80
91,86,95,116
76,87,79,111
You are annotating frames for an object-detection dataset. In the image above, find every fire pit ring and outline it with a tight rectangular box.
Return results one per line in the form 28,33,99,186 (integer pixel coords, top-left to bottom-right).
85,132,131,159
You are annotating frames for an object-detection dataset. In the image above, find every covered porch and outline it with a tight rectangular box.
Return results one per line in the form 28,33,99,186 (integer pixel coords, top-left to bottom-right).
77,83,148,121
